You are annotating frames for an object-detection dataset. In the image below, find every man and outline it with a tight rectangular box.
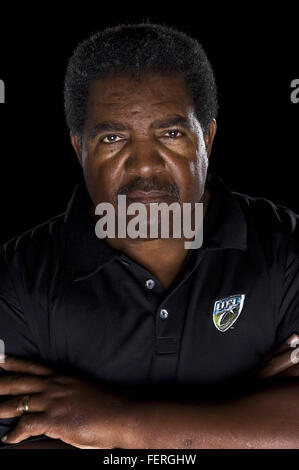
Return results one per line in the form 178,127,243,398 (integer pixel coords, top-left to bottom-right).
0,23,299,449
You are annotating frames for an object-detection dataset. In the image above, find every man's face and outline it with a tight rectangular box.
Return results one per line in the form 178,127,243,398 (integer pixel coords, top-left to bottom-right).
72,72,216,216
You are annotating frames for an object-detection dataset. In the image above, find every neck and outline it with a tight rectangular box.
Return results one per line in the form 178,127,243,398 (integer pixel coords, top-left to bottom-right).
90,188,211,290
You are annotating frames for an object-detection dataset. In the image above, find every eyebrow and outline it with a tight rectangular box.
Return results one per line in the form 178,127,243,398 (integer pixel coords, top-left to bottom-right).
89,115,191,139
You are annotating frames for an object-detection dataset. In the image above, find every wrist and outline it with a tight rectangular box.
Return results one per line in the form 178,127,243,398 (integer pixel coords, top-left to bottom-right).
116,395,151,449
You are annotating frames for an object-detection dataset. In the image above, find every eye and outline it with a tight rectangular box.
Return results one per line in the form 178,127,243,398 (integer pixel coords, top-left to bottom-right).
164,129,184,139
101,134,124,144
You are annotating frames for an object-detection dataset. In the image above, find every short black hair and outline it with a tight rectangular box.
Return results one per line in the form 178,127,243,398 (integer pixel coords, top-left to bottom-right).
64,22,218,144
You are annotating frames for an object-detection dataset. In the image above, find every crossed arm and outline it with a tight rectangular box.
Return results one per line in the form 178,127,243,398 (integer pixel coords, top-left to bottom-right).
0,334,299,449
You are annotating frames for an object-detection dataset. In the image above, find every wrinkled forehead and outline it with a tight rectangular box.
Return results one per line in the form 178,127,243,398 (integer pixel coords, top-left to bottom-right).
84,72,197,132
86,72,194,110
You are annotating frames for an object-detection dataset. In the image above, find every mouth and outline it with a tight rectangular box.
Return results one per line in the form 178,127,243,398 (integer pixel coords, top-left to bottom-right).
125,190,175,204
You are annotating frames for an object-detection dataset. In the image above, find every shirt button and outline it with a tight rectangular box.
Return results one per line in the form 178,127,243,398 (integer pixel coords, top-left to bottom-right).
145,279,155,289
160,309,169,320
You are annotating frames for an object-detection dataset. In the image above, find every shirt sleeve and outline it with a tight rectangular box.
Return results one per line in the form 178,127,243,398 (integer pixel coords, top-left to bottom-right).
0,242,41,446
275,215,299,345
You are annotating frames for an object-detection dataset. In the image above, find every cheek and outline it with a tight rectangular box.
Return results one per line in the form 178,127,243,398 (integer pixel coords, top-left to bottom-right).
168,138,208,200
82,152,121,205
183,154,209,202
192,150,209,180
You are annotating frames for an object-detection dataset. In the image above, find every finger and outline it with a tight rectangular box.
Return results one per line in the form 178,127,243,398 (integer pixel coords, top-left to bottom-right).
0,355,55,376
0,374,48,395
258,347,299,379
277,363,299,377
260,334,299,366
271,333,299,358
0,393,46,418
1,412,51,444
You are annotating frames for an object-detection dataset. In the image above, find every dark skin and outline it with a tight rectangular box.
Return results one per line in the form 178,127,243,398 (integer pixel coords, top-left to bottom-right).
0,356,132,448
1,339,299,448
1,73,299,449
72,73,216,290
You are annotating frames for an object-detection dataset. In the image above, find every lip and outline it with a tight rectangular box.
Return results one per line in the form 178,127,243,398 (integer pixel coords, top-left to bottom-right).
125,190,174,204
127,190,169,198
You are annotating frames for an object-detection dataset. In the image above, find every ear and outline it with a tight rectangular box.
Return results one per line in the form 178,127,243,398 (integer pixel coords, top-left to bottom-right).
70,133,83,167
204,119,217,158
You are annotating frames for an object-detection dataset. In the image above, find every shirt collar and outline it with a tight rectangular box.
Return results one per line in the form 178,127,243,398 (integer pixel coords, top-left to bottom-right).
203,170,248,251
62,170,247,282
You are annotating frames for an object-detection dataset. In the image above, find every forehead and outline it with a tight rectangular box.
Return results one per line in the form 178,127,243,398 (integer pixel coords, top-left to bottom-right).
85,73,194,119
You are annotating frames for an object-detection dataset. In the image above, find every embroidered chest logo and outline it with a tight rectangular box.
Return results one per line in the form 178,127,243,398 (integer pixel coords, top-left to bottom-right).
213,294,245,332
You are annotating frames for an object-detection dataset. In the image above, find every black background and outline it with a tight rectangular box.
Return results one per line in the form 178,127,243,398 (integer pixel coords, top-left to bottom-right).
0,5,298,461
0,5,298,245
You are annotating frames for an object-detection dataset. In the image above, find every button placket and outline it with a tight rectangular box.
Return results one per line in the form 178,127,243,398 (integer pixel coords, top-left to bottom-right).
159,308,169,319
145,279,155,290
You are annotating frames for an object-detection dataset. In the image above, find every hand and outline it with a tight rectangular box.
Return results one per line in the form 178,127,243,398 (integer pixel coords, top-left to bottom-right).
258,333,299,379
0,355,132,448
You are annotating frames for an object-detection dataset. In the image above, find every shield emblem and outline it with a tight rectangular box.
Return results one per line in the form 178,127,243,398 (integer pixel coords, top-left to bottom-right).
213,294,245,332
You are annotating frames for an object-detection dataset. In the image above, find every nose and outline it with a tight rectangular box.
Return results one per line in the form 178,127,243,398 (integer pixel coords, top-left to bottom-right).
124,138,165,178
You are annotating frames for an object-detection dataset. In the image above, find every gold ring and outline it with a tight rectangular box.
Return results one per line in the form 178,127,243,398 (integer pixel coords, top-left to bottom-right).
20,395,30,414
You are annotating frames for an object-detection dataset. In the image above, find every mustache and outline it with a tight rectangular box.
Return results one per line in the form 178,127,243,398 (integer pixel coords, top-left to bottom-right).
116,176,181,202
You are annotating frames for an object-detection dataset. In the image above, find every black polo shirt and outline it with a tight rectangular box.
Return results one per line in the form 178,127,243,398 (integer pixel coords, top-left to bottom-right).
0,170,299,441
